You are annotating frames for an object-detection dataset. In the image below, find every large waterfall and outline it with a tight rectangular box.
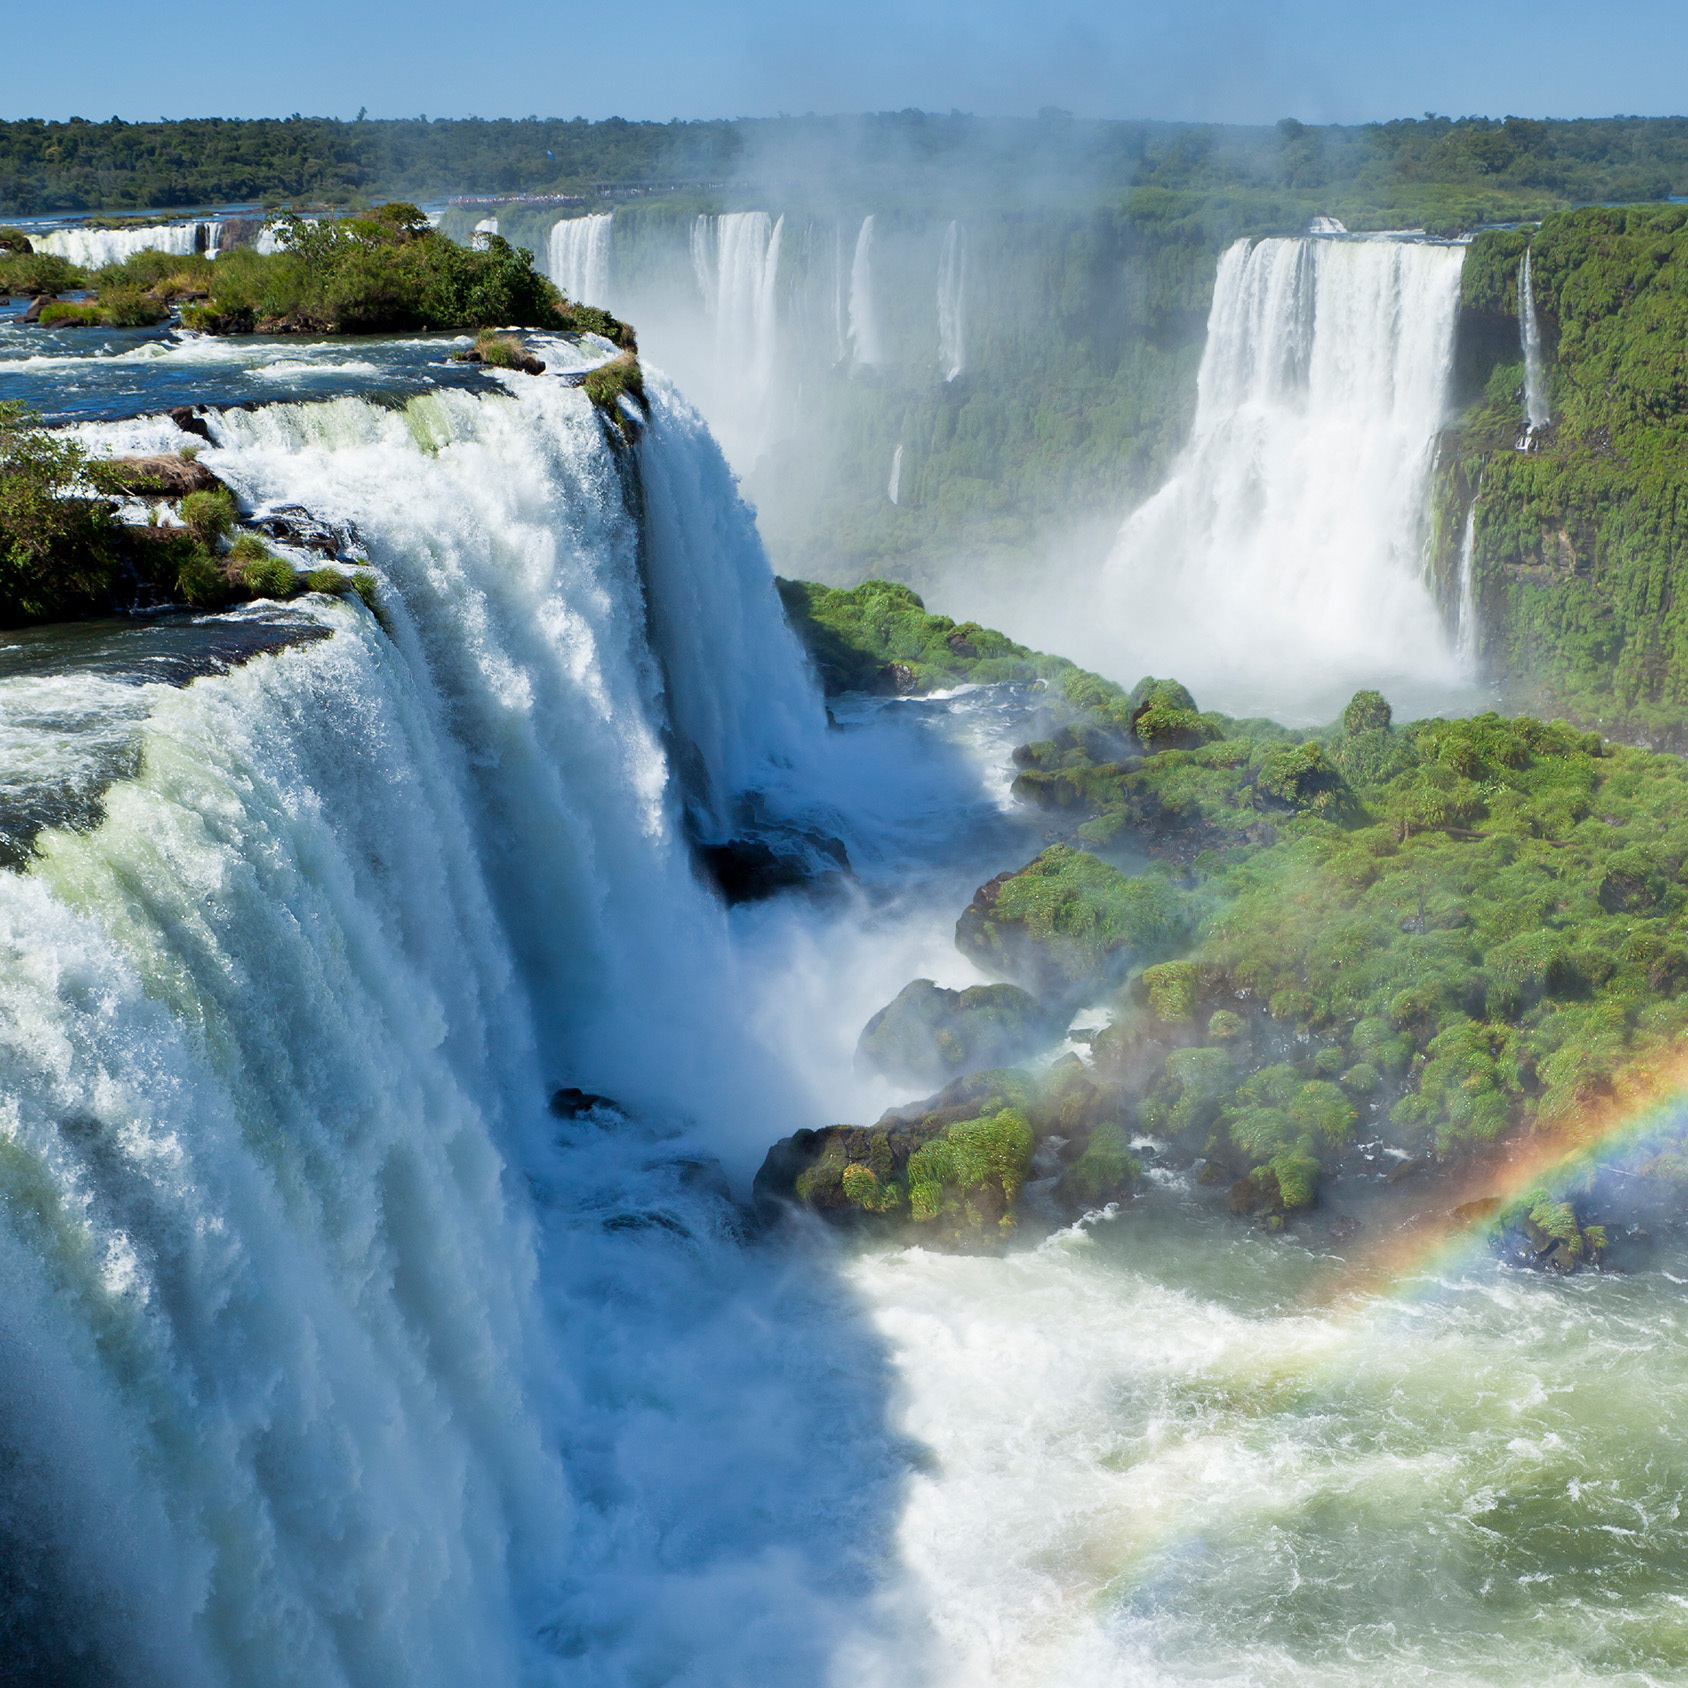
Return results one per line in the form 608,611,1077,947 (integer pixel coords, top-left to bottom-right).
686,212,785,464
0,376,837,1685
1095,234,1468,719
37,221,222,265
547,214,613,308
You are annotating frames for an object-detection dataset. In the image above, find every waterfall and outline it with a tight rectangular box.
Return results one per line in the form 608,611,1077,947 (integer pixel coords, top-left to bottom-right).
0,378,826,1685
687,212,786,465
832,223,848,364
848,215,881,367
547,213,613,307
937,221,965,381
887,442,904,504
1520,245,1551,434
1454,503,1479,670
36,222,222,266
1097,234,1468,717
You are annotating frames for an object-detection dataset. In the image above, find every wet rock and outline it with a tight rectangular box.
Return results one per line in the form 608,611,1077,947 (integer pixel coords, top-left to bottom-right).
253,504,355,556
550,1086,619,1119
169,406,213,441
698,828,849,905
856,978,1065,1089
21,294,52,323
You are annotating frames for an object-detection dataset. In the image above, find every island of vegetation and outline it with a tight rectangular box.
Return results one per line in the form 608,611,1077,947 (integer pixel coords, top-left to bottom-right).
759,578,1688,1270
0,202,637,342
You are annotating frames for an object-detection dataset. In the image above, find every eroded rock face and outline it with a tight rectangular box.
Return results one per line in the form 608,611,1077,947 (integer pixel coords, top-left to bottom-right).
856,978,1065,1089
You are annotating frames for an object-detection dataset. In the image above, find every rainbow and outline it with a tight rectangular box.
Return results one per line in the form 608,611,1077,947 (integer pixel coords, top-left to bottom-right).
1328,1044,1688,1301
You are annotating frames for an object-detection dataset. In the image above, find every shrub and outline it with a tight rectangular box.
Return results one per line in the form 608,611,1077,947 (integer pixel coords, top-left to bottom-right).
0,403,123,623
180,487,236,546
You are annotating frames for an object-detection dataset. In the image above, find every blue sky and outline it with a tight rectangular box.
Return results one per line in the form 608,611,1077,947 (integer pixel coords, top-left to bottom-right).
4,0,1686,124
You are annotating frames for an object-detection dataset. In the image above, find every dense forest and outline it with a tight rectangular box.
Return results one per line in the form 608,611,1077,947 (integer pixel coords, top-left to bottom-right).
3,111,1688,221
1433,205,1688,746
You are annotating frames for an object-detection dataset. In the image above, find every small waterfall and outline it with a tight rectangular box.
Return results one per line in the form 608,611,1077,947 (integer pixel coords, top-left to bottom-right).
887,442,904,504
36,222,222,266
547,213,613,306
937,221,966,380
1454,503,1479,670
688,212,786,464
1098,234,1468,715
832,223,848,364
848,215,882,367
1520,245,1551,435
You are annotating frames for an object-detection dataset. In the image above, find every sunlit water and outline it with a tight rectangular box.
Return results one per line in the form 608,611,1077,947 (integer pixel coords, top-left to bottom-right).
0,325,1676,1688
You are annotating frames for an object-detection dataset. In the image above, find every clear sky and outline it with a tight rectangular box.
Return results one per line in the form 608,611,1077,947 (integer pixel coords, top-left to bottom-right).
3,0,1686,125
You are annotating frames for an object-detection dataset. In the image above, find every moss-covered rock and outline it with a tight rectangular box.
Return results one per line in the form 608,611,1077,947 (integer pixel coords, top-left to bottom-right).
855,978,1065,1089
955,844,1190,1002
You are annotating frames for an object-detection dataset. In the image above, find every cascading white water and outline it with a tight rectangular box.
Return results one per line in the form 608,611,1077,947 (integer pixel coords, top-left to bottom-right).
888,443,904,505
686,211,785,465
36,222,222,266
0,376,835,1685
546,214,613,307
848,215,882,367
1454,503,1479,670
1519,246,1550,433
937,221,965,381
1095,234,1468,719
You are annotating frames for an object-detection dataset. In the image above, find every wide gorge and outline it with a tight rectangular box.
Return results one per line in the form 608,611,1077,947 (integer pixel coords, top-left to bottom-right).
4,106,1688,1688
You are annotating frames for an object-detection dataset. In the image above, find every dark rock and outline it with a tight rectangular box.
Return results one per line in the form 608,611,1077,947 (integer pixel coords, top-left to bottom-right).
699,828,850,905
550,1086,619,1119
856,978,1065,1089
169,406,213,441
876,662,919,694
21,294,52,324
253,504,354,556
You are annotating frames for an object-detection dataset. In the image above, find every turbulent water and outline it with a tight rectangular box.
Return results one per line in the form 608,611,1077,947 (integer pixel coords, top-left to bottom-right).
1089,233,1473,721
0,288,1683,1686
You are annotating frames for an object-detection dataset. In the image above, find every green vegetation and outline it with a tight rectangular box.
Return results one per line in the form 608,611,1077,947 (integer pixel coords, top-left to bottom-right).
1437,205,1688,746
762,1059,1129,1247
172,205,565,334
3,111,1686,220
956,844,1190,1001
0,402,124,621
0,407,376,625
581,352,645,437
770,587,1688,1244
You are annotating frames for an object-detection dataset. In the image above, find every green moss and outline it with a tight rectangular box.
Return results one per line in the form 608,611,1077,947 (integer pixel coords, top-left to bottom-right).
581,353,646,438
957,843,1190,997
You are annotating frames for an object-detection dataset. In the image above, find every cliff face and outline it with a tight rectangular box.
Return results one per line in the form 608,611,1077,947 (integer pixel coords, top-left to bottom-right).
1433,206,1688,746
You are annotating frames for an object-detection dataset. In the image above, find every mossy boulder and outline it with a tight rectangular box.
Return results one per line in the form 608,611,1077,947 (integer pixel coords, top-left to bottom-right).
855,978,1066,1089
754,1061,1139,1245
955,844,1190,1002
